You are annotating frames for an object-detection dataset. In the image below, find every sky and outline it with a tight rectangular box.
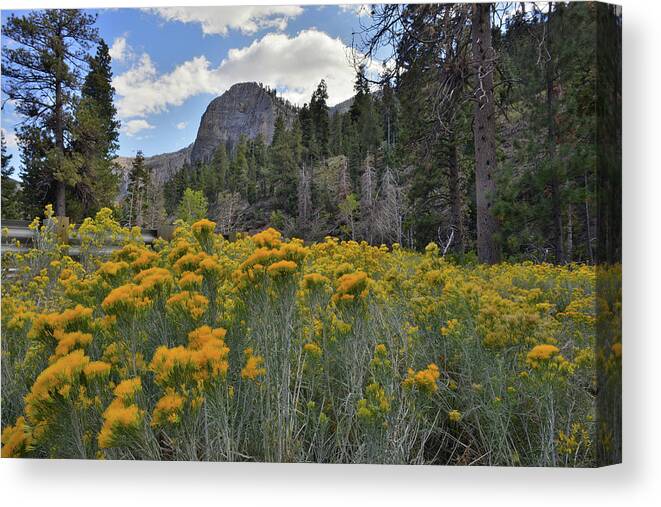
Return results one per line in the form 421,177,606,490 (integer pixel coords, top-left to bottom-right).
1,4,373,176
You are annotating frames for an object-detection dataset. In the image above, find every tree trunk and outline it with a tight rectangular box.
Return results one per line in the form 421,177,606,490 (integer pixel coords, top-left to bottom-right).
471,3,500,264
447,133,465,256
54,78,66,217
584,170,594,263
545,3,565,264
566,203,573,261
54,25,66,217
297,164,312,230
55,180,66,218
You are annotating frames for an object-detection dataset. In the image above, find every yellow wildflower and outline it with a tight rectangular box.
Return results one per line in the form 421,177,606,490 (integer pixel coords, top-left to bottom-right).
52,329,93,358
267,260,298,277
102,283,152,315
448,410,462,423
302,273,330,289
1,417,33,458
113,377,142,401
403,363,440,394
241,348,266,380
252,227,282,248
166,291,209,319
98,399,142,448
83,361,112,379
191,218,216,236
526,344,562,368
333,271,370,303
303,342,322,358
179,271,203,288
151,389,185,427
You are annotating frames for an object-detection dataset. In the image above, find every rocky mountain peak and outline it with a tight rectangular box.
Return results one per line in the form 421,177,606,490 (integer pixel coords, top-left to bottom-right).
115,82,298,192
189,81,296,165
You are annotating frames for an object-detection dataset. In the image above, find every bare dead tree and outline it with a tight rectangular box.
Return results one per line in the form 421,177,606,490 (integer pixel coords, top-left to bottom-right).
214,191,248,235
359,155,377,243
377,167,404,245
297,163,312,231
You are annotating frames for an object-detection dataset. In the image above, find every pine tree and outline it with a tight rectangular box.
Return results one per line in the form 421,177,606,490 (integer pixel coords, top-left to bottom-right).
1,131,21,219
269,116,298,215
230,136,250,195
211,142,230,193
125,151,148,228
329,112,344,156
348,64,382,176
251,134,269,195
298,104,316,164
71,38,120,219
164,168,187,216
350,64,370,123
309,80,330,158
18,125,55,219
2,9,99,216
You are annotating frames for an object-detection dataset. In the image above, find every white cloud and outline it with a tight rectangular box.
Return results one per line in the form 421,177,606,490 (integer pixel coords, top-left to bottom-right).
1,127,18,148
113,52,221,119
218,30,366,106
109,35,133,64
122,119,155,136
176,121,188,130
113,29,370,120
147,6,303,36
339,4,371,17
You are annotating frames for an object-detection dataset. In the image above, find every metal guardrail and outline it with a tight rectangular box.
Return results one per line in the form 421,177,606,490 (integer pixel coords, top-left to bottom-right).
1,218,169,256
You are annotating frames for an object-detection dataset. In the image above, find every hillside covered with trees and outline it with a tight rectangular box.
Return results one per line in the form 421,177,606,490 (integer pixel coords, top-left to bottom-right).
1,3,620,265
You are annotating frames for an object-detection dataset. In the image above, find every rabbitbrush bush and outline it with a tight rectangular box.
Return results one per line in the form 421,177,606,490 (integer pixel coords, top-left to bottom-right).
1,207,620,465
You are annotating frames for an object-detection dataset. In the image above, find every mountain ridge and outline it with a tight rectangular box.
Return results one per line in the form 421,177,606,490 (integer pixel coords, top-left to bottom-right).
116,82,355,189
115,82,298,193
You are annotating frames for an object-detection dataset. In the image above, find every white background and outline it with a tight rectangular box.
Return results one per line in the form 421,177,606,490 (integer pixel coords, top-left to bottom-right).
1,0,659,505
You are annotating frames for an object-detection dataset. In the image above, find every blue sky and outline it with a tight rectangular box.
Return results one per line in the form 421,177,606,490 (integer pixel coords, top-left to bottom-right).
1,4,372,176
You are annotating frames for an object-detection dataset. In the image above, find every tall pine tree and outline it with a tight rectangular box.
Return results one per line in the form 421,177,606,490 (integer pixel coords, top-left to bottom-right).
71,39,120,219
2,9,99,217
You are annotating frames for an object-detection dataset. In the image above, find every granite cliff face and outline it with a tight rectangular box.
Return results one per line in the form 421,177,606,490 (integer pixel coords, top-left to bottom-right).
115,82,297,191
190,82,296,165
114,145,192,198
145,144,193,185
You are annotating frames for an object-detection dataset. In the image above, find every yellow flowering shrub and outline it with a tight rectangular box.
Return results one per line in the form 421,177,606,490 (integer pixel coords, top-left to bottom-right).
303,342,322,358
83,361,112,380
102,283,152,315
1,417,33,458
333,271,370,303
1,214,612,466
191,218,216,236
357,383,391,422
302,273,330,290
149,325,229,387
152,389,185,427
98,399,143,449
526,344,562,367
267,259,298,277
166,291,209,320
403,363,441,394
179,271,203,288
52,329,93,359
252,227,282,248
241,347,266,381
113,377,142,401
24,350,91,422
97,260,130,279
